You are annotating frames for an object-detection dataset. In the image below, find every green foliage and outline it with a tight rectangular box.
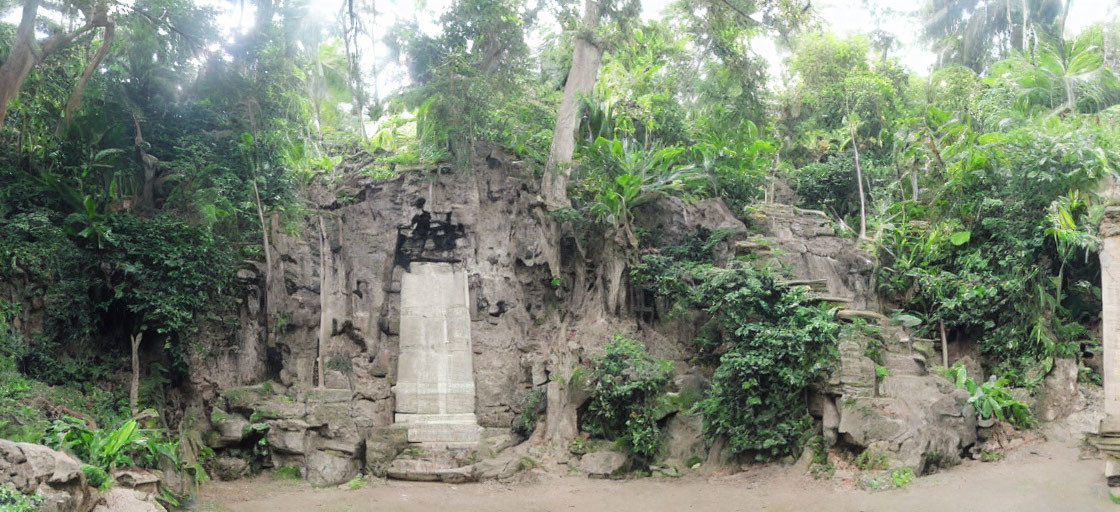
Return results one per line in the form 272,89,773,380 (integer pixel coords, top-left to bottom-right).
890,467,915,488
81,464,111,491
43,418,144,470
935,363,1034,427
0,484,42,512
854,449,890,471
575,137,704,244
781,32,908,166
581,336,673,464
512,386,546,439
41,415,195,484
633,236,841,460
878,115,1115,384
273,465,302,480
810,463,835,480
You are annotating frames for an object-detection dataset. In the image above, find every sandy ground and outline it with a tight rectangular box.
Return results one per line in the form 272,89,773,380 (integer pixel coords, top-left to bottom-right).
192,439,1117,512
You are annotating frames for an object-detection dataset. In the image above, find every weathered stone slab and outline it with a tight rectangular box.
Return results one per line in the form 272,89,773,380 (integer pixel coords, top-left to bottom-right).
393,263,480,447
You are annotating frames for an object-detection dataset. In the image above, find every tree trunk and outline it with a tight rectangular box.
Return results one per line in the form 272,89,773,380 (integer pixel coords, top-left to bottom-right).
849,121,868,239
132,114,159,210
56,23,114,137
252,178,272,347
911,166,921,201
0,0,41,128
939,319,949,368
309,43,323,144
541,0,603,210
317,215,330,389
130,332,143,416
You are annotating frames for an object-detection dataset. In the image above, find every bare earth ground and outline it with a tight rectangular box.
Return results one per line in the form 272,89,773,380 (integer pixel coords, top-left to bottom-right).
191,438,1117,512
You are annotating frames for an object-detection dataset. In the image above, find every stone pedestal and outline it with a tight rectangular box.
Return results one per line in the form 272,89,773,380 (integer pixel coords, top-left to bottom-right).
392,262,480,446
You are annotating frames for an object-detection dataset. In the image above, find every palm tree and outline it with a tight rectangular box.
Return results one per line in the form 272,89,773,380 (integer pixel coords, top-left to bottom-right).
922,0,1065,72
989,25,1120,114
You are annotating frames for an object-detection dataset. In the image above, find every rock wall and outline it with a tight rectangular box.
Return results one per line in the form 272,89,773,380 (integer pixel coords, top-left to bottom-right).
255,144,562,432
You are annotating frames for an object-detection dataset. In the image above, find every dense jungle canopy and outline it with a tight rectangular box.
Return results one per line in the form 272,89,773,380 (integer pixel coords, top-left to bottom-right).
1,0,1120,502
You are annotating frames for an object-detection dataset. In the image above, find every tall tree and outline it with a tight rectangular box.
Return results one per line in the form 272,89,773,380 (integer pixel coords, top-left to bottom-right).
0,0,113,127
541,0,604,210
922,0,1064,72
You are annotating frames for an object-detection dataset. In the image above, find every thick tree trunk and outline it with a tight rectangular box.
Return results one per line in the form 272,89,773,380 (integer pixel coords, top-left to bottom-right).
56,24,115,137
0,0,41,128
130,332,143,416
541,0,603,210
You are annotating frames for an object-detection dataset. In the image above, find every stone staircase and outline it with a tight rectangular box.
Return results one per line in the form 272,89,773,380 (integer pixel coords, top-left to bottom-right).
386,445,477,483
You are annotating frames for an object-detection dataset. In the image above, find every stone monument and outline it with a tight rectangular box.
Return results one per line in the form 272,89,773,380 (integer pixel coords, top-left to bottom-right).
393,262,480,446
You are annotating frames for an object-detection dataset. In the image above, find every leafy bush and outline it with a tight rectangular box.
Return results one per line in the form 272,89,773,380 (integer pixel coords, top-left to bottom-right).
512,386,546,439
581,336,673,464
0,485,42,512
633,237,841,461
41,415,196,483
877,121,1114,385
43,418,145,470
273,465,302,480
81,464,111,490
935,363,1034,426
854,449,890,471
890,467,915,488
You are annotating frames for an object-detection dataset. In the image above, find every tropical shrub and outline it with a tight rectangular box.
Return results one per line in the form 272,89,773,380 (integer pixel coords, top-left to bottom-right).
935,363,1034,427
512,386,546,438
632,232,841,460
581,336,673,463
0,485,42,512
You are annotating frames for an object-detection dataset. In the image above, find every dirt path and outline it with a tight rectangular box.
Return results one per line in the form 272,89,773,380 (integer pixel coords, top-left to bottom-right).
192,440,1115,512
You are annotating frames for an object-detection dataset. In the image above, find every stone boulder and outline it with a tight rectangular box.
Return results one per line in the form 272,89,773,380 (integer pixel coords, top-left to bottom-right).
825,316,978,473
473,452,528,481
91,488,167,512
213,456,250,481
110,469,160,495
212,410,250,447
0,439,94,512
364,427,408,477
306,450,360,487
837,375,976,472
662,413,705,466
1035,358,1082,422
577,450,628,478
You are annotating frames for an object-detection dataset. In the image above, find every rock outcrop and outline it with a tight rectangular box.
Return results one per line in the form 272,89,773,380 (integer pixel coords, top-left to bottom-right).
181,146,984,483
820,317,977,473
0,439,95,512
743,204,877,309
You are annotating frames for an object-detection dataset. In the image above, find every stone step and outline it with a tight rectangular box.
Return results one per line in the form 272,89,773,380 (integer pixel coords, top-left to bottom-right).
884,352,927,376
386,458,476,483
404,423,481,444
394,413,478,424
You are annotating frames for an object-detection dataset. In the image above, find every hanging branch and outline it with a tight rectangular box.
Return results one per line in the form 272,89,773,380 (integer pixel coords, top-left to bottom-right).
57,23,116,137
